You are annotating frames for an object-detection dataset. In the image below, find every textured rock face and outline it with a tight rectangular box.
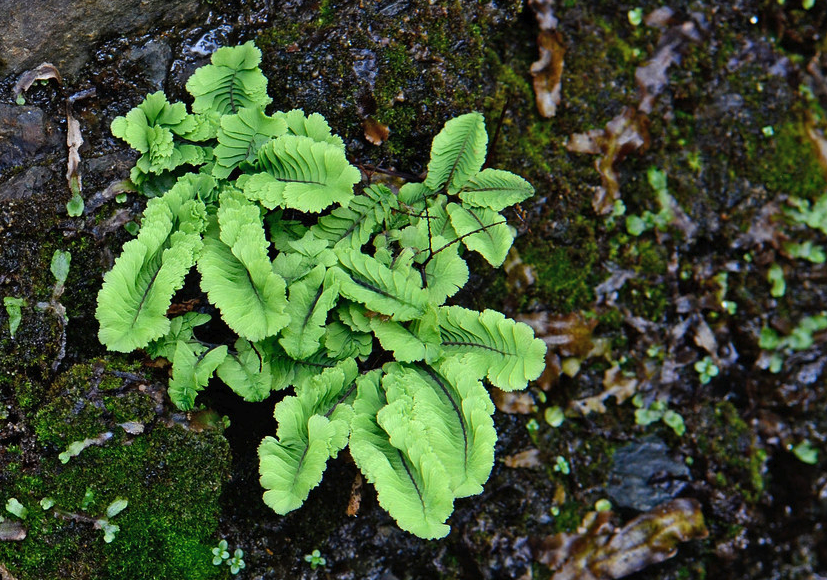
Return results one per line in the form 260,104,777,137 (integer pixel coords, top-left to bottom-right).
0,0,205,79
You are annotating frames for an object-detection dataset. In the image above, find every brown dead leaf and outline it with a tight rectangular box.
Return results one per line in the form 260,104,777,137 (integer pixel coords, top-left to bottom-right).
504,448,543,468
347,472,363,516
13,63,84,203
528,0,565,118
536,351,562,391
517,311,597,358
364,117,389,145
492,387,536,414
805,116,827,172
534,498,709,580
66,114,83,196
569,365,638,416
636,15,703,114
567,107,649,214
531,30,566,118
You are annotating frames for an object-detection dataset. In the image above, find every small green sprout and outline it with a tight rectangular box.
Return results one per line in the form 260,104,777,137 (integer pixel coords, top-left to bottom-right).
544,406,565,428
228,549,246,574
803,0,815,8
662,410,686,437
633,395,686,436
115,193,128,203
95,519,120,543
212,539,230,565
628,7,644,26
553,455,570,475
761,125,775,137
784,241,826,264
304,549,327,570
791,440,819,465
123,221,140,236
5,498,28,519
66,192,85,217
3,297,25,339
15,95,26,105
40,497,55,510
625,167,676,236
81,488,95,510
106,498,129,519
550,506,560,517
525,418,540,434
694,356,719,385
594,499,612,512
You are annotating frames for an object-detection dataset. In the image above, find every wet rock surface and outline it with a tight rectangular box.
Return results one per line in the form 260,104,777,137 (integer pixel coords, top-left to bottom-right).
2,1,827,579
0,0,206,79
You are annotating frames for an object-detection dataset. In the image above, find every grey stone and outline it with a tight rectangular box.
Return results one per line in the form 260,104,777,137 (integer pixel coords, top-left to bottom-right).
0,0,206,79
0,165,55,202
606,436,691,512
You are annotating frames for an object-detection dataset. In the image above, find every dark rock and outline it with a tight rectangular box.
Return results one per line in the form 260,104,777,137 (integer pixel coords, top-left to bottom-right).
606,436,691,512
0,104,63,175
0,0,206,79
125,39,172,91
0,166,55,202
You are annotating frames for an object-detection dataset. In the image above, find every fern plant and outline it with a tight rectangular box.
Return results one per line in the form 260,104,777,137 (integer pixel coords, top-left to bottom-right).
96,41,546,539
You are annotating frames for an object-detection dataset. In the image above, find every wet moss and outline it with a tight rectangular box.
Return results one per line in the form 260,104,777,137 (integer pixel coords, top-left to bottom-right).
1,362,231,580
694,400,767,504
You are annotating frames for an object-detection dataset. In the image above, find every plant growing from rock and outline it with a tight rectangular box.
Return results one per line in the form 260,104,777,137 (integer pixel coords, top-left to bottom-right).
95,41,546,539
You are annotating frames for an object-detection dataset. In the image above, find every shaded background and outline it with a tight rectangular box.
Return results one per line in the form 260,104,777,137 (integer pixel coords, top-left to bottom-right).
1,1,826,578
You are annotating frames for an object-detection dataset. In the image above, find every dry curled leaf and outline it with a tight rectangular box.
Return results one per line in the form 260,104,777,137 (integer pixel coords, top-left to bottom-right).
504,448,543,468
12,62,62,99
528,0,564,118
636,13,703,114
531,30,566,118
364,117,389,145
570,365,638,416
66,115,83,196
534,498,709,580
347,472,363,516
517,311,597,358
492,387,536,414
567,107,649,215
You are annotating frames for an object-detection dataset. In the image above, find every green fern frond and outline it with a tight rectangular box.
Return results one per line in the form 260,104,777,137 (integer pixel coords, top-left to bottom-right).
196,191,289,341
457,168,534,211
437,306,547,391
279,266,340,359
274,109,346,150
322,321,373,359
239,135,360,212
186,41,272,115
311,184,398,250
382,361,496,497
168,342,228,410
217,338,281,402
332,248,428,321
349,371,454,539
212,107,288,179
96,183,206,352
424,112,487,194
258,360,357,514
446,203,513,267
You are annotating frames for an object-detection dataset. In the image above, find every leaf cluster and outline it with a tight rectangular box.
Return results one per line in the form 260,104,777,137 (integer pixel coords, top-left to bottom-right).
96,42,545,539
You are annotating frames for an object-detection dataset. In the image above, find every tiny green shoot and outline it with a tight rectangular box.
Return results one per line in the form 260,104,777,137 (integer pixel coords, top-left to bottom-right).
304,549,327,570
5,498,28,519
